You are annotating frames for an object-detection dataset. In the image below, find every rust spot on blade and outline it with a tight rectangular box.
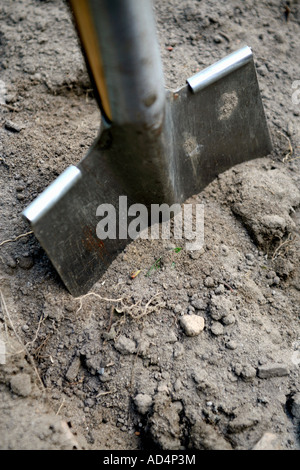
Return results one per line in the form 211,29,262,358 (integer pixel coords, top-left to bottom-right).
82,226,106,260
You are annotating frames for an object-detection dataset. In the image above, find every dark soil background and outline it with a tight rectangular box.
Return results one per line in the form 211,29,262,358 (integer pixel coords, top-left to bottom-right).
0,0,299,450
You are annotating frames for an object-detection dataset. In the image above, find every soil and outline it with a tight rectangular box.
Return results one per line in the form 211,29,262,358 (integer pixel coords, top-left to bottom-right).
0,0,299,451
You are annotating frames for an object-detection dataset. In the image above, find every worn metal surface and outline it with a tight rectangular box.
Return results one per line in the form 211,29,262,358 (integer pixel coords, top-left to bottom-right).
23,44,272,297
169,47,273,202
69,0,166,127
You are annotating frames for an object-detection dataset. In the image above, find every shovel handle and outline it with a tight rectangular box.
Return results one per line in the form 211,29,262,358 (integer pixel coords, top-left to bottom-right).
69,0,165,129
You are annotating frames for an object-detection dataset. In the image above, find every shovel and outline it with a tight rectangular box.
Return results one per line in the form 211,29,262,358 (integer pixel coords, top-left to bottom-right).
22,0,272,297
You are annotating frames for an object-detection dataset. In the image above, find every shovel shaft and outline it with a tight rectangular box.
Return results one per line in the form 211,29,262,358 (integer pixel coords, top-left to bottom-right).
69,0,165,128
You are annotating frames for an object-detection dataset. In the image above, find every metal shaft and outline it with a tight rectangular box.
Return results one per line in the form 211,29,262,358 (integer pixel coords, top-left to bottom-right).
69,0,165,128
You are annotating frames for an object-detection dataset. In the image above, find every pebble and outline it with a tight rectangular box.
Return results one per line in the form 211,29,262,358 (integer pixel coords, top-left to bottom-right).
210,307,227,322
65,356,81,382
191,299,207,310
4,120,24,133
174,304,182,314
257,363,290,379
173,343,184,358
241,364,256,381
213,34,223,44
225,340,237,350
18,255,34,270
210,322,224,336
222,314,235,325
274,32,285,44
174,378,182,392
180,314,205,337
10,373,32,397
204,277,215,288
165,331,177,344
215,284,225,295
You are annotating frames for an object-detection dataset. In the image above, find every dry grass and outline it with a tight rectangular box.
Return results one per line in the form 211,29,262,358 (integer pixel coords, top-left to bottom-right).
0,288,45,391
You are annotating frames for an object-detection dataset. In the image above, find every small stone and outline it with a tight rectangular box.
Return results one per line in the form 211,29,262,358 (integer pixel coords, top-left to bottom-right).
215,284,225,295
180,314,205,337
209,295,232,320
291,392,300,419
10,373,32,397
204,277,215,288
274,32,285,44
266,271,276,279
252,432,282,450
210,322,224,336
102,324,117,340
165,331,178,344
241,364,256,381
174,304,182,314
213,34,223,44
134,393,153,415
257,363,290,379
5,93,17,104
65,356,81,382
114,335,136,355
222,314,235,325
210,307,227,321
272,276,280,285
157,383,169,394
4,120,24,133
173,342,184,358
245,253,254,260
32,72,42,81
262,215,286,233
191,299,207,310
85,355,101,375
18,255,34,270
189,250,202,260
225,340,237,350
174,378,182,392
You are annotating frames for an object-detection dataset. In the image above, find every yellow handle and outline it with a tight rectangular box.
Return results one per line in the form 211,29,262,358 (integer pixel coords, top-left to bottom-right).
69,0,112,122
